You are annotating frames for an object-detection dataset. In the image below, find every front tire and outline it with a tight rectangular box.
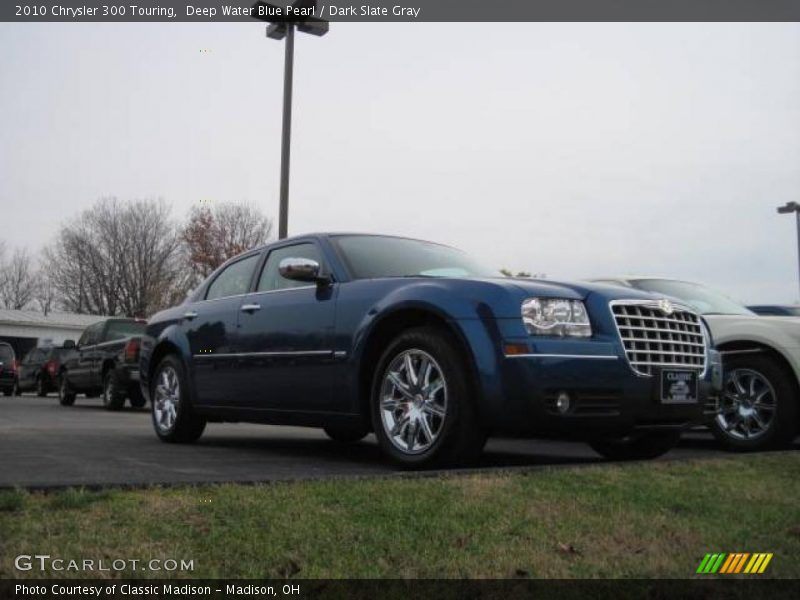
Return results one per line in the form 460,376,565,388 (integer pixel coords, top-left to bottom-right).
589,431,682,461
58,374,76,406
151,355,206,443
711,355,797,451
370,327,486,468
102,370,126,411
36,375,47,397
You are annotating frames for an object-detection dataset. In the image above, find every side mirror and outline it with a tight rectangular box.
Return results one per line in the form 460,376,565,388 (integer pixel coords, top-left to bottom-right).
278,257,329,284
63,340,76,349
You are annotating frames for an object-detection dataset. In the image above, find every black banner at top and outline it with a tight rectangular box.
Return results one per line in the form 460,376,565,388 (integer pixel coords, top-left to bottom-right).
3,0,800,22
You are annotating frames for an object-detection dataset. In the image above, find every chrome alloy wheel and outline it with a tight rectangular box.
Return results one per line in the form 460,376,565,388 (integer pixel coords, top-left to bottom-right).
154,366,180,432
380,349,447,454
716,368,777,441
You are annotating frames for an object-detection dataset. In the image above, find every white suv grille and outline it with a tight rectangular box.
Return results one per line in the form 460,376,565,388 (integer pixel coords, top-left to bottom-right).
611,301,707,377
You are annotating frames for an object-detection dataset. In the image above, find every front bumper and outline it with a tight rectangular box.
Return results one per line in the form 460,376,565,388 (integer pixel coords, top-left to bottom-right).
488,349,719,439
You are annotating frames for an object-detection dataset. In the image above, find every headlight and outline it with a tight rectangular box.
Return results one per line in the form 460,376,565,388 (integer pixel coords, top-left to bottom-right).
521,298,592,337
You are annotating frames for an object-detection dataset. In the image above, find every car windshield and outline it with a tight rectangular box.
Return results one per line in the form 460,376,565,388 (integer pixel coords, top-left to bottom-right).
755,306,800,317
332,235,498,280
631,279,754,316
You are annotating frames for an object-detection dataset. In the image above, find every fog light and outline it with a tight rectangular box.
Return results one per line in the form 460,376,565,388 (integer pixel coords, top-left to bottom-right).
556,392,571,414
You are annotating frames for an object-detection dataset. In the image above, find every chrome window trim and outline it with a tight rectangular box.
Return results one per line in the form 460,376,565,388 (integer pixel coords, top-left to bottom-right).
193,292,251,305
243,285,317,299
609,299,708,378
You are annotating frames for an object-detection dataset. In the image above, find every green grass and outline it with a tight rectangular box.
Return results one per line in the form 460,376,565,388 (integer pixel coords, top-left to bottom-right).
1,454,799,579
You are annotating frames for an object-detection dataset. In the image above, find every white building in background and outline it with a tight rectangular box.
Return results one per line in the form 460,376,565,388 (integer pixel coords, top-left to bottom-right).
0,309,105,357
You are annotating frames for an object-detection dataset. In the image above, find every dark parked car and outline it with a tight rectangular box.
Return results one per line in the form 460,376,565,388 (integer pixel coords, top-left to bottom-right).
141,234,722,467
17,344,76,397
59,318,147,410
748,305,800,317
0,342,18,397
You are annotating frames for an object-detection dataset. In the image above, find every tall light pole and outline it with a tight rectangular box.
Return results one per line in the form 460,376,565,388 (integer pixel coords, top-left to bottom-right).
777,201,800,299
253,1,328,239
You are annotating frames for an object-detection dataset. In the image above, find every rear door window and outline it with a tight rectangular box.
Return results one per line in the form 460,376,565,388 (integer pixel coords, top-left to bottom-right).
205,254,260,301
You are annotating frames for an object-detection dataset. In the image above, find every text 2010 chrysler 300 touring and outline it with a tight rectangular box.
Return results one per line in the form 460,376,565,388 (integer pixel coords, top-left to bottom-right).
140,234,722,467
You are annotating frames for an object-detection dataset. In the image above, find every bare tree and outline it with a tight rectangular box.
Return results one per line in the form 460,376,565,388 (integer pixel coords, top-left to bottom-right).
183,202,272,279
46,197,191,317
0,248,38,310
33,265,58,316
500,268,533,278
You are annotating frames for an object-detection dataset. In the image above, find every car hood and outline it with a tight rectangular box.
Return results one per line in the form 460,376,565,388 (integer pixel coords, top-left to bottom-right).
491,277,672,303
703,314,800,349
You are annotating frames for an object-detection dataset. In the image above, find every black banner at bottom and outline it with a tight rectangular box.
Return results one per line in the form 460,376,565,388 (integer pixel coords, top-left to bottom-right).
2,579,800,600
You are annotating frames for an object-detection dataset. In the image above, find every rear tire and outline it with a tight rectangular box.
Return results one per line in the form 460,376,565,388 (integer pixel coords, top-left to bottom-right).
129,388,147,408
36,375,47,397
589,431,682,461
323,424,369,444
58,374,76,406
3,387,13,397
102,370,126,411
710,354,797,451
370,327,486,468
151,355,206,443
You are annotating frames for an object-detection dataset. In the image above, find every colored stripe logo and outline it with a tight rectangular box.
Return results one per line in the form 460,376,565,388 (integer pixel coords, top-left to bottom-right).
697,553,773,574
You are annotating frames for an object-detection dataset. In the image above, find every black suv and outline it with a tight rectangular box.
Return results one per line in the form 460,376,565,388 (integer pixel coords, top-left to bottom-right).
18,344,76,397
59,318,147,410
0,342,18,396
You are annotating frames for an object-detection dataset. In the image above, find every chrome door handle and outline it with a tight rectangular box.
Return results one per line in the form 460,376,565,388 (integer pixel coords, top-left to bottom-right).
240,303,261,313
183,311,198,320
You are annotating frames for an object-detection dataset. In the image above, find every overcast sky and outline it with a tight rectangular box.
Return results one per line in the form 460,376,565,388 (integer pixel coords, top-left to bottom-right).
1,23,798,303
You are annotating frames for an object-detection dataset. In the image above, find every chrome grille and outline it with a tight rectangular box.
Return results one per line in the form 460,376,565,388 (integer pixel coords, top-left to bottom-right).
611,301,706,377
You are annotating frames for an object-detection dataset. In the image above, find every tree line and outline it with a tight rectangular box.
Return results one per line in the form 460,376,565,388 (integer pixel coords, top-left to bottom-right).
0,198,272,318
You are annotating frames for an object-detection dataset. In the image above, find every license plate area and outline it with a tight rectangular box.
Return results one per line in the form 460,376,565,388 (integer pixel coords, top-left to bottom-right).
660,370,698,404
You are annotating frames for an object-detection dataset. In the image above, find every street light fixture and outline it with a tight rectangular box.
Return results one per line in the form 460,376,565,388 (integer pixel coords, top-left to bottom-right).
777,201,800,299
253,1,328,239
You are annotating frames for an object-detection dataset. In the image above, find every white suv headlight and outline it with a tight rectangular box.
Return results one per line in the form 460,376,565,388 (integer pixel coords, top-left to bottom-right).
521,298,592,337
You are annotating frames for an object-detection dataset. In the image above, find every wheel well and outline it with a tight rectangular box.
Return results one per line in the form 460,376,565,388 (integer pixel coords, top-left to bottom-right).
357,309,478,423
718,340,800,424
101,359,116,379
149,341,181,386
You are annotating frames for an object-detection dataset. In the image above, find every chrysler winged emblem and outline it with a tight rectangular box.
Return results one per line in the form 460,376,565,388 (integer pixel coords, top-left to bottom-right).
658,299,674,315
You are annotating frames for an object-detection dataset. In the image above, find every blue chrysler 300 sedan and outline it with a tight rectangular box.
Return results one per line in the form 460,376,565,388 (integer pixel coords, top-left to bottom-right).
140,234,722,467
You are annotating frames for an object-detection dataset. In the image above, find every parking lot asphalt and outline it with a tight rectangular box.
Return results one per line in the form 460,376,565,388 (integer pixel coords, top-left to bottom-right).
2,394,794,489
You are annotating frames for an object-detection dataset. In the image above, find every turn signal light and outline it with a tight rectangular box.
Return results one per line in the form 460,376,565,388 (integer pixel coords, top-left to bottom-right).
503,343,529,356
